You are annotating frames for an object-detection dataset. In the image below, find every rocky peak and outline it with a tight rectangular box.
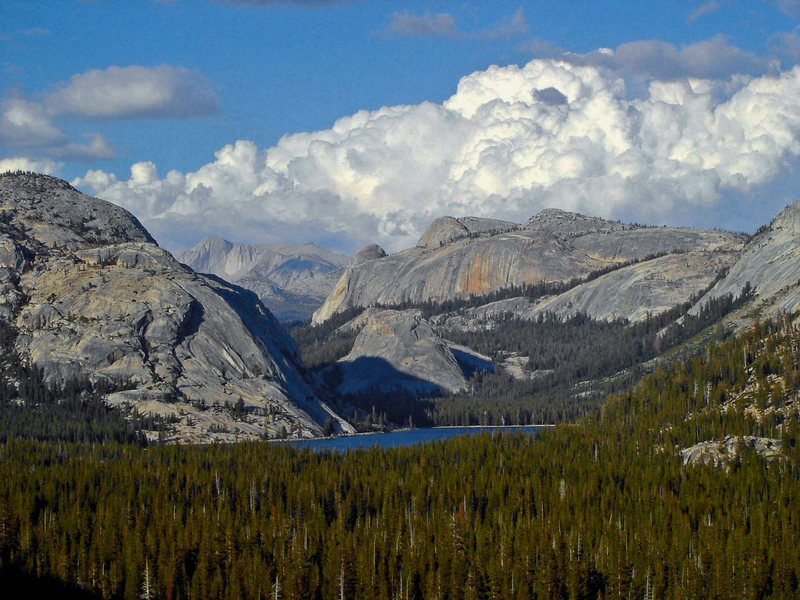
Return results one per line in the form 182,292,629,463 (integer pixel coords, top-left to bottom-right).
524,208,626,238
179,237,350,322
351,244,387,266
417,216,469,249
181,236,259,279
0,172,155,250
181,236,234,266
417,216,518,249
766,200,800,237
692,199,800,316
0,173,353,441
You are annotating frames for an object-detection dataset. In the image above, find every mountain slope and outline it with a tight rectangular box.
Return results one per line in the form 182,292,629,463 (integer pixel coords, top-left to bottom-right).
313,209,745,324
0,172,352,441
329,308,492,397
179,237,349,321
694,200,800,317
439,250,736,328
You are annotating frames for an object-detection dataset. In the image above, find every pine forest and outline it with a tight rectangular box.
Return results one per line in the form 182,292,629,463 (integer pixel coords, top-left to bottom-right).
1,317,800,599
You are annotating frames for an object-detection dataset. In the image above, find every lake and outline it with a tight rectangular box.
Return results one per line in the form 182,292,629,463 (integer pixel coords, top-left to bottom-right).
285,425,544,451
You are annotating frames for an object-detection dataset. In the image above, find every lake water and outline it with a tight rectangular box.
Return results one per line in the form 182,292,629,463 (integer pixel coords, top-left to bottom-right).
285,425,543,451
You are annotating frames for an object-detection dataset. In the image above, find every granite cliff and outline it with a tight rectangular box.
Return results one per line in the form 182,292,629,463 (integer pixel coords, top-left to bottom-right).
0,172,352,442
436,250,737,329
694,200,800,318
313,209,746,325
329,308,492,397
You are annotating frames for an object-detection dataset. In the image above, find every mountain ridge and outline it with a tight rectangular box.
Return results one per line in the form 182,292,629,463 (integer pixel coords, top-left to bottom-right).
313,209,746,324
0,172,353,442
179,236,349,322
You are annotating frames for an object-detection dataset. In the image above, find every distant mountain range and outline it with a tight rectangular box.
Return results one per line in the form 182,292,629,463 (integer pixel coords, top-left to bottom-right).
179,237,349,322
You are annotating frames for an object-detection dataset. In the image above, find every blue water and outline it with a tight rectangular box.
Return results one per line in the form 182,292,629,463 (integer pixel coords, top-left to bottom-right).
285,426,543,451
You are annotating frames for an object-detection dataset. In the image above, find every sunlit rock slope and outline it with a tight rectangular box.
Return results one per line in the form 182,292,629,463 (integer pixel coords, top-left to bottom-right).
0,172,352,442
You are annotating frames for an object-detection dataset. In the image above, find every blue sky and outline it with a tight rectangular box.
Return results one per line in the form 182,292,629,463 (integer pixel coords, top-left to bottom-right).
3,1,800,253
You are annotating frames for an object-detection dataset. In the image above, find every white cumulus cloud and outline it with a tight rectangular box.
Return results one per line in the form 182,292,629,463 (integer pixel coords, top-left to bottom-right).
0,155,62,175
0,97,65,146
45,65,220,120
0,64,219,163
74,57,800,254
564,36,773,81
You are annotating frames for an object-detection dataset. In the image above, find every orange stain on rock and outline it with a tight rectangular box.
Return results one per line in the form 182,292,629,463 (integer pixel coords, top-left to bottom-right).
460,248,497,295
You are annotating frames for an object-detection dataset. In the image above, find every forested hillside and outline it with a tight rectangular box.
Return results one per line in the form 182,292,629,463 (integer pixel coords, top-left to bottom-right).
293,284,752,427
1,316,799,599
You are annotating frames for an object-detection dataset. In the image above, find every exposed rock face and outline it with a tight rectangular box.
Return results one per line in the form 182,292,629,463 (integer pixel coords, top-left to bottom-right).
332,308,491,397
695,201,800,316
0,173,352,441
680,436,782,469
417,216,517,249
438,251,739,327
524,208,626,237
179,237,349,322
352,244,387,266
313,208,746,324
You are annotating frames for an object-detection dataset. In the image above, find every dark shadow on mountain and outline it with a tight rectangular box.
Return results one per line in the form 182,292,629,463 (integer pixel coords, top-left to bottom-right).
450,348,494,380
0,565,104,600
334,357,441,427
274,257,337,275
175,298,204,345
201,273,286,343
337,356,446,398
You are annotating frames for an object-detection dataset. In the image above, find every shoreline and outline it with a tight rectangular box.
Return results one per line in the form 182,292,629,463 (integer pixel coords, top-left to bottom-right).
431,424,556,429
286,423,552,444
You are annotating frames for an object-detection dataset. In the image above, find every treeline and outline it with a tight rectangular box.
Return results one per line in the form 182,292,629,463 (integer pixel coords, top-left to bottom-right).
0,364,157,446
0,392,151,446
290,307,364,370
341,286,753,428
1,317,799,599
442,284,751,367
421,285,752,425
0,321,156,445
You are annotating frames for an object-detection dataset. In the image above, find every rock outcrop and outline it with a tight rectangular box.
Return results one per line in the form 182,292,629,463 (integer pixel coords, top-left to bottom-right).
313,209,746,324
524,208,626,237
0,172,353,442
417,216,517,249
351,244,387,266
694,200,800,317
680,436,782,469
438,251,739,328
332,308,492,397
179,237,349,322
